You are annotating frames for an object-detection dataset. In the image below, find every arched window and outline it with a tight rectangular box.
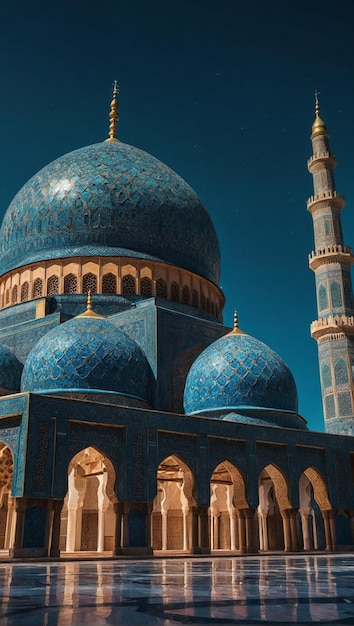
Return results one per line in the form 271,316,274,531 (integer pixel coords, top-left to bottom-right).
324,220,330,236
11,285,18,305
140,277,152,297
47,275,59,295
171,282,179,302
200,293,206,310
321,363,332,389
330,281,343,308
64,274,77,294
318,284,328,311
83,273,97,294
344,282,353,309
33,278,43,298
182,286,190,304
334,358,349,386
192,289,199,308
102,273,117,294
122,274,135,295
21,282,29,302
5,290,10,305
156,278,167,298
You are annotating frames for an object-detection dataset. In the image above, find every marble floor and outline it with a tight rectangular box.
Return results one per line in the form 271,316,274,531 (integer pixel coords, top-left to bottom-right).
0,554,354,625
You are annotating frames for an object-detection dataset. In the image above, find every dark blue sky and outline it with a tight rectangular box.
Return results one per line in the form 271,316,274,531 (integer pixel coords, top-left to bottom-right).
1,0,354,431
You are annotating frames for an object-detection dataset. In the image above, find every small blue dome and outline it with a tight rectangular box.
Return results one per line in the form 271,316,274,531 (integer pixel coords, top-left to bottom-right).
0,344,22,395
184,332,298,417
0,142,220,283
21,315,151,404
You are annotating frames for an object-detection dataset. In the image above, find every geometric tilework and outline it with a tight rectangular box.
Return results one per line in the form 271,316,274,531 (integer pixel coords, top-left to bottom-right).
184,332,298,417
0,142,220,283
20,315,152,404
0,343,23,394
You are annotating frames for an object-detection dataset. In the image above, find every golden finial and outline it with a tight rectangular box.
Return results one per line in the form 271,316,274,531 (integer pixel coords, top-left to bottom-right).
227,310,246,336
105,80,120,143
77,291,104,319
311,89,329,139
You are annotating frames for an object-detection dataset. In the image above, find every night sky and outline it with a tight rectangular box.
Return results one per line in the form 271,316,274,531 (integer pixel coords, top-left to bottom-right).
1,0,354,431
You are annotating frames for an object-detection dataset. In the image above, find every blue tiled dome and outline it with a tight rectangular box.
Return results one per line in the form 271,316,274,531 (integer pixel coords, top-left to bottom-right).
0,344,22,395
21,315,152,404
184,332,298,417
0,142,220,283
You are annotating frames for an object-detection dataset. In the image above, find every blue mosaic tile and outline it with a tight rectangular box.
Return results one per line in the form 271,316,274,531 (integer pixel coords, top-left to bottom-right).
184,333,298,416
0,343,22,393
21,315,152,404
0,142,220,283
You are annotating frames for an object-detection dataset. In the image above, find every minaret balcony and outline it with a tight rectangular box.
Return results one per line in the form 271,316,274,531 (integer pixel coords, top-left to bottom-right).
311,314,354,340
307,151,336,171
308,245,354,270
307,190,345,213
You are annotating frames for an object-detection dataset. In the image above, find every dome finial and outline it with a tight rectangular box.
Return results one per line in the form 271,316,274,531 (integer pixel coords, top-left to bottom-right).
227,310,246,336
311,89,329,139
77,291,104,319
105,80,120,143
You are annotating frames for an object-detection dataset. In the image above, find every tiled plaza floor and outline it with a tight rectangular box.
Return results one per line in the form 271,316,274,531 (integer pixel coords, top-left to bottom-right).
0,554,354,625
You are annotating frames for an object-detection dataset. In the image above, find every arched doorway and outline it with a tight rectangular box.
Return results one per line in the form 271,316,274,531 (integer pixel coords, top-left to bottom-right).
0,443,14,552
152,455,196,552
210,461,248,551
258,464,296,551
60,447,117,554
299,467,334,551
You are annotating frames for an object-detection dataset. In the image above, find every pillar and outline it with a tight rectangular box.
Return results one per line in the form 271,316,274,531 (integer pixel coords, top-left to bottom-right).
301,512,311,551
197,506,210,553
282,510,292,552
237,510,246,553
289,508,299,551
113,502,123,555
322,510,333,551
8,497,27,558
161,511,167,551
182,506,189,551
244,508,257,553
229,510,236,551
50,499,64,557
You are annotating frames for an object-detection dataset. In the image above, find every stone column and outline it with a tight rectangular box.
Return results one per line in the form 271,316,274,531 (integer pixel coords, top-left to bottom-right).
190,507,198,553
282,510,292,552
244,508,257,553
50,499,64,557
259,513,268,550
121,503,130,548
113,502,123,555
300,512,311,551
161,511,168,551
182,506,189,551
322,510,333,551
329,510,337,551
237,510,246,553
197,506,210,554
289,509,299,551
229,510,237,551
4,497,15,549
9,497,27,557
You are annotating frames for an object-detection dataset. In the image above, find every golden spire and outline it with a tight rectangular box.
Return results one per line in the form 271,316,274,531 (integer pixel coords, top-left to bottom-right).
227,310,246,336
77,291,104,319
311,90,329,139
105,80,120,143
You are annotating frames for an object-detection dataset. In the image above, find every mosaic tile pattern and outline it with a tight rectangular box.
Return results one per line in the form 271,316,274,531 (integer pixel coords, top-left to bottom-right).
184,333,298,416
20,316,152,403
0,343,23,394
0,142,220,283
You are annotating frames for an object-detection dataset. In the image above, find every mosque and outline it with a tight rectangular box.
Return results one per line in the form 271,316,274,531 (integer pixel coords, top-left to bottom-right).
0,87,353,558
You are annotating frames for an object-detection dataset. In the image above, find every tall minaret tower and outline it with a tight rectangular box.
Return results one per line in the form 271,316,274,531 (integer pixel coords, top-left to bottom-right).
308,93,354,435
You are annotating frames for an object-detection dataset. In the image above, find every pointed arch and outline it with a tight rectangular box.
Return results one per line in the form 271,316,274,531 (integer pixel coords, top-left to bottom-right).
334,358,349,386
318,284,328,311
262,464,292,511
60,446,117,554
210,460,249,551
303,466,331,511
0,442,14,551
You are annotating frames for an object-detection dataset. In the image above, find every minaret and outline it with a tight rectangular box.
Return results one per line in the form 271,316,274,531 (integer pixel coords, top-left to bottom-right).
308,93,354,435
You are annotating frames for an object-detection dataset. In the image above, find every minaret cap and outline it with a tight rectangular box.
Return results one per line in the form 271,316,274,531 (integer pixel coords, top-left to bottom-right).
77,291,104,319
105,80,120,143
227,310,246,336
311,90,329,139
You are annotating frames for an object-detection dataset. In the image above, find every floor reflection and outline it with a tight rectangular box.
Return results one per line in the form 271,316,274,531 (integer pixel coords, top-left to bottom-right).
0,554,354,625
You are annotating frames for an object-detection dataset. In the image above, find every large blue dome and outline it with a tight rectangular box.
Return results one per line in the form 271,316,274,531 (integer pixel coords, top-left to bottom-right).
184,331,299,418
21,314,152,405
0,142,220,283
0,343,22,395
